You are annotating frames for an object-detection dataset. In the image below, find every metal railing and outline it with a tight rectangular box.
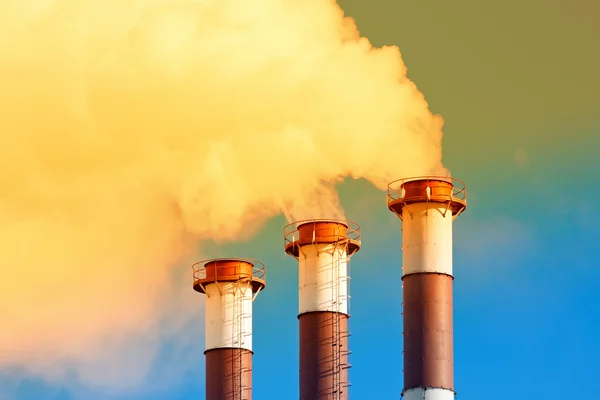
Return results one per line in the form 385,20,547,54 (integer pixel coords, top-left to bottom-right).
192,257,266,283
387,176,467,204
283,219,361,255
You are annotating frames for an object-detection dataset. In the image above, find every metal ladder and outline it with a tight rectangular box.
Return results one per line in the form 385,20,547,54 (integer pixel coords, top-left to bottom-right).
239,283,253,400
229,282,252,400
330,241,348,400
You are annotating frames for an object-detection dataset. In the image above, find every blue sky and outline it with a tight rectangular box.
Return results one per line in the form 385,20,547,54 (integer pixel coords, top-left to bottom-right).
4,167,598,399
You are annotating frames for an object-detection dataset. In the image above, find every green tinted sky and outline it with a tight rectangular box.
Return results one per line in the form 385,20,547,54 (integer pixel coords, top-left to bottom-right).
339,0,599,173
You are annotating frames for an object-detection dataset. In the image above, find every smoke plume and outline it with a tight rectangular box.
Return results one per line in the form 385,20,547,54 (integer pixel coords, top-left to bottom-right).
0,0,445,391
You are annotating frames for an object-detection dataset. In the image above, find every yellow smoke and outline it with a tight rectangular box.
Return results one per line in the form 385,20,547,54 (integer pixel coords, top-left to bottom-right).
0,0,445,389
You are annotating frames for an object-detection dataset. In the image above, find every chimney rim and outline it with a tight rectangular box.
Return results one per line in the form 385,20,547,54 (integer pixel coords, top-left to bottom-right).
283,218,361,258
192,257,267,294
387,175,467,218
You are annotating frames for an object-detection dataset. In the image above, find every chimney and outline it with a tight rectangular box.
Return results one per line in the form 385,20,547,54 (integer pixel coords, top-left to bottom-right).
387,177,467,400
192,258,267,400
284,219,361,400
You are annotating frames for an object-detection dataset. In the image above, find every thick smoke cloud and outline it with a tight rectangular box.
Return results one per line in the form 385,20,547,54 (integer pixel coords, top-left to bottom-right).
0,0,445,391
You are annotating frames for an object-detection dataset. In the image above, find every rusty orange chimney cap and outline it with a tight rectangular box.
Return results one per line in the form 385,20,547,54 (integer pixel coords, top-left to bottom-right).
283,219,361,258
387,176,467,217
192,258,266,294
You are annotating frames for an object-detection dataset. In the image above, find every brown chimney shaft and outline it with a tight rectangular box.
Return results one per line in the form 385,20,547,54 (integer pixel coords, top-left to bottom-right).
284,220,361,400
192,258,267,400
387,177,467,400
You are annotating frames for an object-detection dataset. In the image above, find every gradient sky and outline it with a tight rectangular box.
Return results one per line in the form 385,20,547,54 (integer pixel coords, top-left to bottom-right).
2,0,599,399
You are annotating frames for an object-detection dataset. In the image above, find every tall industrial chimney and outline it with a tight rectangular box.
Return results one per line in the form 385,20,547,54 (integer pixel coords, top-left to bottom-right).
192,258,267,400
284,219,361,400
387,177,467,400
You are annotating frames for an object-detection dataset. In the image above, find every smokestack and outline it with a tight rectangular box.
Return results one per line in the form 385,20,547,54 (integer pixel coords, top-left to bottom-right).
192,258,266,400
283,219,361,400
387,177,467,400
